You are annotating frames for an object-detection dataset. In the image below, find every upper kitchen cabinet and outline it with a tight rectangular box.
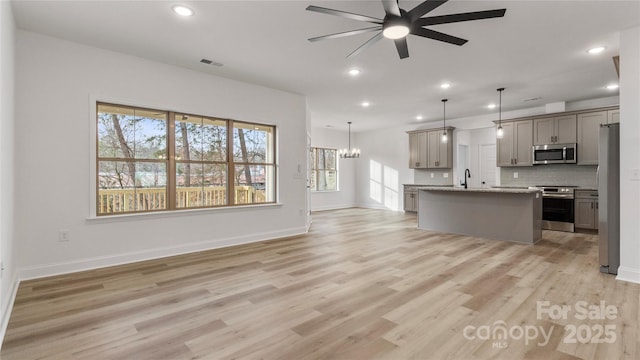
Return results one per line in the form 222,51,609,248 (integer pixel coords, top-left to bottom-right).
607,109,620,124
408,127,454,169
497,120,533,167
577,110,607,165
427,129,452,168
408,131,428,169
533,115,577,145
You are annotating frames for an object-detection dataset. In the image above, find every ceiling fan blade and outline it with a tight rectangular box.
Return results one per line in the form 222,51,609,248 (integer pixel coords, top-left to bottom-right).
347,31,384,58
382,0,401,17
394,37,409,59
415,9,506,26
306,5,383,24
308,26,383,42
411,27,468,46
408,0,448,21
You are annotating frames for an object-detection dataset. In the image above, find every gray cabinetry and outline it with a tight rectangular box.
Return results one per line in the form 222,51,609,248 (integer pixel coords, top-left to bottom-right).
497,120,533,167
533,115,577,145
427,129,452,168
575,190,598,230
403,186,418,212
409,132,428,169
408,128,453,169
577,111,607,165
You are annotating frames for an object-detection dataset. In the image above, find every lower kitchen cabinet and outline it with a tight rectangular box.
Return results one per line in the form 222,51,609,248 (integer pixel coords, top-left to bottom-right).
575,190,598,230
404,187,418,212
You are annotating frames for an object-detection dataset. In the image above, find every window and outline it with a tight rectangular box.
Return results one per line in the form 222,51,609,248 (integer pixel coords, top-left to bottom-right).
310,147,338,191
96,103,276,215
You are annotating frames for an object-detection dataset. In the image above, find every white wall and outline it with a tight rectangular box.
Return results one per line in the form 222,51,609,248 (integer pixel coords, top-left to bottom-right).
618,26,640,284
0,0,17,342
310,127,355,211
14,31,307,279
354,125,414,211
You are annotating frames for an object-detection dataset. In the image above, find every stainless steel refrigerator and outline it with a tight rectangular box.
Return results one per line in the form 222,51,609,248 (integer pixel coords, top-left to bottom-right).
599,123,620,275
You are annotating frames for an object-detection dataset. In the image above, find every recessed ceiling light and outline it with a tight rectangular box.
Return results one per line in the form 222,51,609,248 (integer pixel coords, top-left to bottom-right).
348,68,361,76
487,103,497,109
440,83,451,89
172,5,194,17
416,115,423,120
606,84,619,90
587,46,606,54
361,101,370,107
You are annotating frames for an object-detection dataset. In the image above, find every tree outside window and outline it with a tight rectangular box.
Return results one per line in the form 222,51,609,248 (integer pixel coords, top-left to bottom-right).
96,103,276,215
310,147,338,191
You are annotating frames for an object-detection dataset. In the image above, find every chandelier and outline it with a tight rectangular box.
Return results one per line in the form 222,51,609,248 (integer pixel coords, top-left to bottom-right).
338,122,360,159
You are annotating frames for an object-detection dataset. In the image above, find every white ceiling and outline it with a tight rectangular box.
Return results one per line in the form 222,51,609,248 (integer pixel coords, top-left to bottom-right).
11,0,640,132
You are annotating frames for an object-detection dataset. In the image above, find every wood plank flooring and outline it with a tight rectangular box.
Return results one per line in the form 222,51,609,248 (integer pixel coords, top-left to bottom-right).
2,208,639,359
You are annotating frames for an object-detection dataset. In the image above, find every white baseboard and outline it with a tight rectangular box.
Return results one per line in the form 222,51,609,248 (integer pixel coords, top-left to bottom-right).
0,274,20,351
18,226,307,281
616,266,640,284
354,203,402,211
310,204,355,212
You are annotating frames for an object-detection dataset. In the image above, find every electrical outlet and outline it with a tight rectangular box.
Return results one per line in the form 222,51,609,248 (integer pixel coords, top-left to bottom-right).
513,172,519,179
443,173,449,178
430,173,434,178
631,168,640,181
58,229,70,242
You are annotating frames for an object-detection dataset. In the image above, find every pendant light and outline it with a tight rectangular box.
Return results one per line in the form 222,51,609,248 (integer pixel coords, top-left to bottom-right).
441,99,448,143
339,122,360,158
496,88,505,139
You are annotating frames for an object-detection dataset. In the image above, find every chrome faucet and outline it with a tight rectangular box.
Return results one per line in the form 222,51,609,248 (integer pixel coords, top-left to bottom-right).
463,169,471,189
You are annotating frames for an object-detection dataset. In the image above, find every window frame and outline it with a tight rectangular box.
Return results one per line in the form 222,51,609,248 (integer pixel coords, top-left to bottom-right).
95,101,277,216
310,147,339,192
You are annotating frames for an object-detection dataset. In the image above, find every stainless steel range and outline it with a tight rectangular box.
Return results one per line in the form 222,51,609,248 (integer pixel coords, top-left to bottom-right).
536,185,577,232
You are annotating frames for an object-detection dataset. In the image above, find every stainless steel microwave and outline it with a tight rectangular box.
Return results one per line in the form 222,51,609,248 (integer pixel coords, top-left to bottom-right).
532,143,577,164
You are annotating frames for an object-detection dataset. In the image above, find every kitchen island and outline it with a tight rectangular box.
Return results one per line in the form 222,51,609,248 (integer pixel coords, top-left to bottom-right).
417,186,543,244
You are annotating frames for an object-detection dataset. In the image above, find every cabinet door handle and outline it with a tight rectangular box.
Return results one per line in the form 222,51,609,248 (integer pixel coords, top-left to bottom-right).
591,203,594,209
416,162,419,167
596,202,599,209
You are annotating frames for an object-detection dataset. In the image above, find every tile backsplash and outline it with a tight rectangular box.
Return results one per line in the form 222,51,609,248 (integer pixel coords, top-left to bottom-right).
500,165,598,188
414,169,454,185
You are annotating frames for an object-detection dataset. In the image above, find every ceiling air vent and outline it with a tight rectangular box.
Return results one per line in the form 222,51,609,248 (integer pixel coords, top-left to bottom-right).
200,58,223,67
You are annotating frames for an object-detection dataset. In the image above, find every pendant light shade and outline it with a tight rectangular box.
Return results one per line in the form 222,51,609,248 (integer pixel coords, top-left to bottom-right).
339,122,360,159
441,99,448,143
496,88,505,139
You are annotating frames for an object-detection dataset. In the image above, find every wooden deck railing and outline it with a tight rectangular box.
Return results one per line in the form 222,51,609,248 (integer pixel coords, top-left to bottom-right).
98,186,266,214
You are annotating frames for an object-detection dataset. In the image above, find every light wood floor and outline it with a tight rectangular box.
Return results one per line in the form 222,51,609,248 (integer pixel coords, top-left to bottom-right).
2,208,639,359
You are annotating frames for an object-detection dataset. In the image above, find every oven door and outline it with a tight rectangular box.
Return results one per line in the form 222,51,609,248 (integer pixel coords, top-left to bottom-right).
542,197,575,231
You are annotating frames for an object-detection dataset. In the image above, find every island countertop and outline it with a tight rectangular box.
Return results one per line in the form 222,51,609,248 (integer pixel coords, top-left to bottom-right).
416,186,542,244
415,186,541,194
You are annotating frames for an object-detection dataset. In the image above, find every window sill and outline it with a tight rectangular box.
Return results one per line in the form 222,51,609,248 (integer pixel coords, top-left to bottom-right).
86,203,283,223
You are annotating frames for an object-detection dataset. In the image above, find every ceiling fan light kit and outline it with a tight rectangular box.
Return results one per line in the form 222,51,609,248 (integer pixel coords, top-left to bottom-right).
307,0,506,59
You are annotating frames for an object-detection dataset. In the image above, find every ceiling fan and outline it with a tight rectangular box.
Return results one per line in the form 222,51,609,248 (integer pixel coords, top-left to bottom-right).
306,0,506,59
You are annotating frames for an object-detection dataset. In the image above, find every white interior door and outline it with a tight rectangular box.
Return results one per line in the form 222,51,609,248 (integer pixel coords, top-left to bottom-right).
479,144,497,188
